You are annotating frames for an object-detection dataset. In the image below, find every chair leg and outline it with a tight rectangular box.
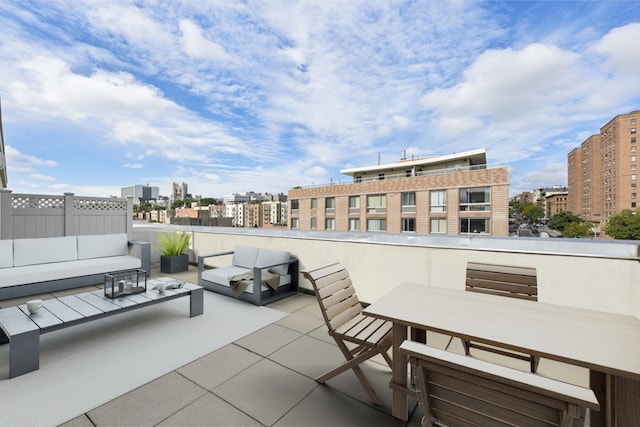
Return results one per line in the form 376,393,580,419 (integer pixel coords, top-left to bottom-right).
315,340,384,405
461,338,471,355
531,355,541,373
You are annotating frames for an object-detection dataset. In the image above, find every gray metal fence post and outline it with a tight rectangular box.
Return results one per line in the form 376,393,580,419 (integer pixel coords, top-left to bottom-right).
64,192,75,236
0,189,13,239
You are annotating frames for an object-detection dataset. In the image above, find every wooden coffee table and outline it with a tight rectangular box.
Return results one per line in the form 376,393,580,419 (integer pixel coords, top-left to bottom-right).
0,279,203,378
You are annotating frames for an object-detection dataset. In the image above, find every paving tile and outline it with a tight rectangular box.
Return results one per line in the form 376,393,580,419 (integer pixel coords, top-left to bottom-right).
307,325,334,345
267,293,316,314
158,393,261,426
58,413,94,426
274,386,405,427
177,344,262,391
268,334,346,380
87,372,206,426
235,324,302,357
213,358,317,426
275,309,325,334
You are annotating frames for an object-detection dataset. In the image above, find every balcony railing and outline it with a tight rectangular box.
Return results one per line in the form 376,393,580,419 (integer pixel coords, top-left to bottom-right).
132,224,640,319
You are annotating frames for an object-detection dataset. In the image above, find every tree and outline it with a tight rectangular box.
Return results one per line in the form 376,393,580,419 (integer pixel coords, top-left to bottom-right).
520,203,544,223
200,198,217,206
562,222,593,238
547,211,583,232
604,209,640,240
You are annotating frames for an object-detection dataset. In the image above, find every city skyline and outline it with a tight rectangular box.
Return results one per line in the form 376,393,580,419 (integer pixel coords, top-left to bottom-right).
0,1,639,198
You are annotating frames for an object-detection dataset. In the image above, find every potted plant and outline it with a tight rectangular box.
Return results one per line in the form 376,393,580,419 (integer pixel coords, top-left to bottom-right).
155,231,191,273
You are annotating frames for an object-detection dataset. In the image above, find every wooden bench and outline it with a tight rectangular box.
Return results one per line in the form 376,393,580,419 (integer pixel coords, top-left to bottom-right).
463,262,540,372
401,341,599,427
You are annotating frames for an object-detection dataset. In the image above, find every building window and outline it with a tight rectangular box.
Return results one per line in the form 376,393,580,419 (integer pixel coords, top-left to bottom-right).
367,194,386,213
311,198,317,209
367,218,386,232
632,128,637,134
632,146,637,153
632,156,637,162
378,173,385,180
632,119,637,125
459,187,491,211
632,137,637,144
633,175,637,181
430,190,446,213
349,196,360,213
632,183,637,190
633,202,637,208
325,197,335,214
430,218,446,234
311,217,317,229
349,218,360,231
401,192,416,213
460,218,490,234
291,199,299,214
325,218,335,230
355,176,362,183
401,218,416,232
632,193,637,199
291,218,299,229
633,165,637,171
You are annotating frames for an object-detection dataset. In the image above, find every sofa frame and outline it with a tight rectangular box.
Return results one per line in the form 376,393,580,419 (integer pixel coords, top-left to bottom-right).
197,247,299,306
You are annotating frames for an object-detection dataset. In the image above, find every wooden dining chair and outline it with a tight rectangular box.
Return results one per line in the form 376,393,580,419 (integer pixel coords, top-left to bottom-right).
462,262,541,373
401,340,599,427
302,262,393,405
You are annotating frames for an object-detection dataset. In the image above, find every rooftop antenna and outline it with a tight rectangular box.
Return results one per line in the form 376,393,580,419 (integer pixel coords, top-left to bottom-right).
401,150,406,160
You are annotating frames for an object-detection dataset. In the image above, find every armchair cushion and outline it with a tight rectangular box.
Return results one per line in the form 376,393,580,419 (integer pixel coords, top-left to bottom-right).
232,246,259,269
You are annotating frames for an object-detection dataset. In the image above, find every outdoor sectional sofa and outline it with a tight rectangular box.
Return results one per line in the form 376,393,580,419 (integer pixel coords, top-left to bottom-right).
0,233,150,300
197,245,299,306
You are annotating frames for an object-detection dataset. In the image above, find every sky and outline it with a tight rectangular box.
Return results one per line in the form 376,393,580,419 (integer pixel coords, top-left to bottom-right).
1,0,639,199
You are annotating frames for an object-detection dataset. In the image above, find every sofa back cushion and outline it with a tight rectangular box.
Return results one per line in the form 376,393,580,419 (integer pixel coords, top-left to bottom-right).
13,236,78,267
78,233,129,260
0,240,13,268
232,246,259,269
256,249,291,275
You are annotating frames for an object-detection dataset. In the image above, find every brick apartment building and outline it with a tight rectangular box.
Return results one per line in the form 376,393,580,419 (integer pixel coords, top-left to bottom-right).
288,149,509,236
568,110,639,225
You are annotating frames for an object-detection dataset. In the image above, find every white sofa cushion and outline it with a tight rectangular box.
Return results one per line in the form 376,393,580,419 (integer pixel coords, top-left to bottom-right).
232,246,259,269
0,240,13,268
78,233,129,260
255,249,291,275
0,255,142,288
13,236,78,267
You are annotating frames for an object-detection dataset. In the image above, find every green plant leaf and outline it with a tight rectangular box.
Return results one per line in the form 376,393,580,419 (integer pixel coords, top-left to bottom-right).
153,231,191,256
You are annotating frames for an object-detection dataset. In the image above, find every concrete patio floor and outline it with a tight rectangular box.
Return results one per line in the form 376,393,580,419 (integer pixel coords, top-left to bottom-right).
1,264,590,427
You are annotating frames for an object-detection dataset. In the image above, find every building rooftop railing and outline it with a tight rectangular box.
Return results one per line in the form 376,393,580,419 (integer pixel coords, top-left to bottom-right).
292,163,503,189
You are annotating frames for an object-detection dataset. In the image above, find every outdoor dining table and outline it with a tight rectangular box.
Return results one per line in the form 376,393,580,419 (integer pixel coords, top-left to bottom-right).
363,282,640,427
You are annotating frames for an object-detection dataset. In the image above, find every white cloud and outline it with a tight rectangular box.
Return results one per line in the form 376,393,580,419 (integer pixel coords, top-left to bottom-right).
591,23,640,74
5,146,58,167
179,20,229,62
29,174,56,181
123,163,144,169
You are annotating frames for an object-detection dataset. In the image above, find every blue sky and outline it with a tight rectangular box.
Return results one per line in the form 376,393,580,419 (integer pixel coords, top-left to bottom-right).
1,1,639,199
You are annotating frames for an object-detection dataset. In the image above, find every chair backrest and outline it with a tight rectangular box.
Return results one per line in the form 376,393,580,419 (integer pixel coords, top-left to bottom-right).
466,262,537,301
302,262,362,335
401,341,599,427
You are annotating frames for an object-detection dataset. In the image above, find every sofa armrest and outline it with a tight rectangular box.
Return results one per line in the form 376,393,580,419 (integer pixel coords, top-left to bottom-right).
252,257,299,294
197,250,235,274
128,240,151,276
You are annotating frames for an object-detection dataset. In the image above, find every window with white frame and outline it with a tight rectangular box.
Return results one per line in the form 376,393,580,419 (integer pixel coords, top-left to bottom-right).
349,196,360,213
349,218,360,231
325,218,335,230
290,199,299,214
367,194,386,213
291,218,299,229
311,217,317,229
367,218,386,232
325,197,335,214
311,198,317,209
430,190,446,212
459,187,491,211
460,218,490,234
401,192,416,213
430,218,446,234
